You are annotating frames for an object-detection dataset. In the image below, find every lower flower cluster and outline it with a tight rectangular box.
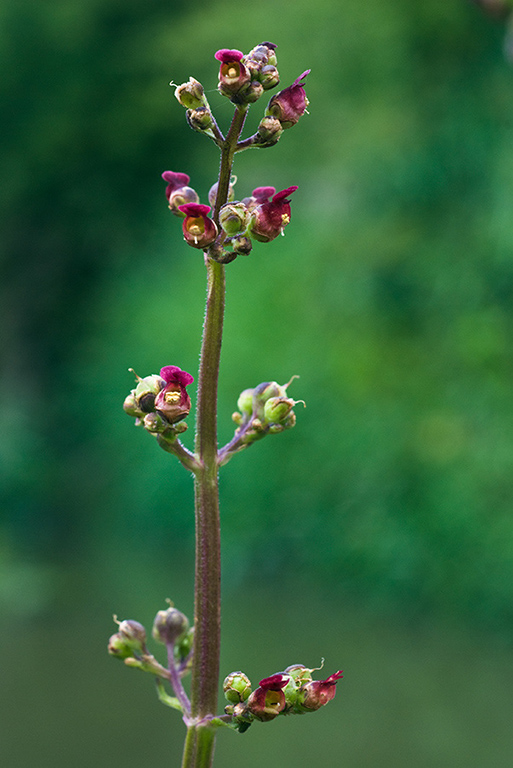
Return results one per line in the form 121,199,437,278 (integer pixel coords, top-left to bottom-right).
223,666,343,733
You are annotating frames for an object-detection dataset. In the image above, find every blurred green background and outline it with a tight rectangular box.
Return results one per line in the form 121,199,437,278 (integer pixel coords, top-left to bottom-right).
2,0,513,765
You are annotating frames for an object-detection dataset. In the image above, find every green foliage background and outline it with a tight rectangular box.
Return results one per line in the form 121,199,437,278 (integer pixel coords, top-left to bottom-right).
2,1,513,766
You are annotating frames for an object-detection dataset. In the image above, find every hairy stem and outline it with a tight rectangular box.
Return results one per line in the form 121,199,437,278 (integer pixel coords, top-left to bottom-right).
183,106,247,768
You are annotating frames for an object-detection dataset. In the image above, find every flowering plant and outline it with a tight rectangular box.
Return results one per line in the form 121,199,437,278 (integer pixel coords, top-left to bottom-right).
110,43,342,768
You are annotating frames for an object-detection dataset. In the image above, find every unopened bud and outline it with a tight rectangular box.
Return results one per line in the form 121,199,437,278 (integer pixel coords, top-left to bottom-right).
230,235,253,255
174,77,208,109
256,116,283,145
219,202,250,237
237,388,255,417
133,374,166,413
223,671,252,703
259,65,280,90
208,176,237,206
239,80,264,103
263,396,296,423
186,106,214,134
152,605,189,646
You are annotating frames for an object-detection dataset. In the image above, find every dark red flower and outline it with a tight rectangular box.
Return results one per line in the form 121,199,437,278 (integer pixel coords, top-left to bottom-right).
247,186,298,242
246,673,289,721
300,670,343,711
154,366,194,424
178,203,218,249
266,69,310,128
215,48,251,96
161,171,199,215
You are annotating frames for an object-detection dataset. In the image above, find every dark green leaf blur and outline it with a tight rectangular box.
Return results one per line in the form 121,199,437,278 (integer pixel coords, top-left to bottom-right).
2,1,513,766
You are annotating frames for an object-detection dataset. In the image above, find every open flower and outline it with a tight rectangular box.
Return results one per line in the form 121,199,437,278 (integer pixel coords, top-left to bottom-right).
266,69,310,128
247,186,298,242
161,171,199,215
215,49,251,97
178,203,218,249
154,366,194,423
299,670,344,711
246,673,289,721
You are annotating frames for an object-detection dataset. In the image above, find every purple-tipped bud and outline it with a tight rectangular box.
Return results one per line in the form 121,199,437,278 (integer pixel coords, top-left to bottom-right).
239,80,264,103
154,365,194,423
208,176,237,206
266,70,310,129
219,202,250,237
215,49,251,97
299,671,344,711
174,77,207,109
162,171,199,216
246,674,290,721
223,671,252,703
152,605,190,646
243,42,278,78
247,186,298,242
108,619,148,659
259,65,280,90
179,203,218,249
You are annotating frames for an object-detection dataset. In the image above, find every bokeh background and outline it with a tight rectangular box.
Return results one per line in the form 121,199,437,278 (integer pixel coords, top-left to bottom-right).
2,1,513,765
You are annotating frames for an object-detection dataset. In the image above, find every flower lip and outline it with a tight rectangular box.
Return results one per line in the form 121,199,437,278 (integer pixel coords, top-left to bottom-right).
258,673,289,691
272,186,298,204
179,203,212,217
252,186,276,202
215,48,244,63
159,366,194,388
322,670,344,684
162,171,190,187
293,69,311,86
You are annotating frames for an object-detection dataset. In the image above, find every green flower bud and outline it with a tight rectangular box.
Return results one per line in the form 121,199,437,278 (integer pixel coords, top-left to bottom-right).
239,80,264,103
260,65,280,90
174,77,208,109
143,411,170,434
263,396,295,423
152,604,189,646
118,619,147,651
133,374,166,414
223,671,252,703
219,202,251,237
237,388,255,417
123,393,141,418
186,106,215,136
256,116,283,145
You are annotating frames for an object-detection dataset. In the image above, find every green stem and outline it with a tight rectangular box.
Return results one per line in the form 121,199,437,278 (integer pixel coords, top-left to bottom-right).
183,105,247,768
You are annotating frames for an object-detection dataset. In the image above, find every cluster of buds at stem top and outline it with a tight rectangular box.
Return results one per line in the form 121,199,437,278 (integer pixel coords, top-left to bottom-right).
123,365,194,448
215,42,279,105
223,665,343,733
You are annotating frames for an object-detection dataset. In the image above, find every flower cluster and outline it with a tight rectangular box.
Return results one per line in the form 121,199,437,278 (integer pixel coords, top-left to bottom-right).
161,173,299,254
123,365,194,448
223,665,343,733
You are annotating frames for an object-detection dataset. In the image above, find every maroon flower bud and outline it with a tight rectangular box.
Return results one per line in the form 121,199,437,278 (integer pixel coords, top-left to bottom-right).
247,186,298,242
179,203,218,249
256,116,283,145
266,69,310,128
299,671,344,711
154,365,194,423
246,673,289,721
161,171,199,216
215,49,251,97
